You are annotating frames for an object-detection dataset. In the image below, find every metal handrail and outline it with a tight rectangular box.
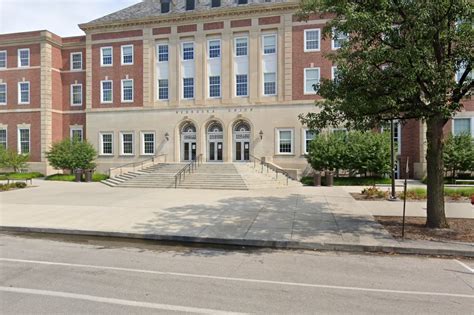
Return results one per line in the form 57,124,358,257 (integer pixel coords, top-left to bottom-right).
174,154,203,188
249,154,290,185
108,154,167,177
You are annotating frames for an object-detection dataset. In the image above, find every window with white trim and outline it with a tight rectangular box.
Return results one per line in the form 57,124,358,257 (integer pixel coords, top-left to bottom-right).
277,129,293,154
121,79,134,102
332,29,348,49
262,35,276,54
208,40,221,58
18,48,30,67
0,51,6,68
235,37,248,56
70,52,82,70
263,72,276,96
121,45,133,65
304,29,320,52
182,42,194,60
18,82,30,104
331,66,340,83
70,126,83,141
0,128,7,149
100,133,113,155
453,118,472,136
236,74,248,97
101,80,113,103
209,76,221,98
142,132,155,155
186,0,195,10
157,44,169,62
18,127,30,154
121,132,134,155
158,79,169,100
183,78,194,99
100,47,113,66
304,129,317,154
70,84,82,106
304,68,320,94
0,83,6,105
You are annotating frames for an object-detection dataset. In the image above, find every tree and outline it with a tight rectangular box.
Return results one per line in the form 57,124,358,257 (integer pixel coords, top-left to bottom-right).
298,0,473,228
0,147,29,172
46,138,97,173
307,132,346,173
443,133,474,182
346,131,391,177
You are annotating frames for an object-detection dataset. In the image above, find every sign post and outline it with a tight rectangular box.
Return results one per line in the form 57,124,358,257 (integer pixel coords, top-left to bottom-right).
402,157,409,239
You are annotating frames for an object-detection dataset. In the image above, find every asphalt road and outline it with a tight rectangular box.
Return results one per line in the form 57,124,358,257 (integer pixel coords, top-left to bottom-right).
0,233,472,314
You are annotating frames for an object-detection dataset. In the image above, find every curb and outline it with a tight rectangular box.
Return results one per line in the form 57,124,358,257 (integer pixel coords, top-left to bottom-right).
1,226,473,258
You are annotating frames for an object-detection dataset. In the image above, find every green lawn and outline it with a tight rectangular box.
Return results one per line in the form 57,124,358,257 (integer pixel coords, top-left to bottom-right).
402,187,474,200
0,172,44,180
301,176,392,186
45,173,109,182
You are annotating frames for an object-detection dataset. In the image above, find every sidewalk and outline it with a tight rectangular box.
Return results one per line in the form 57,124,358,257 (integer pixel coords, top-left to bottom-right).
0,179,472,257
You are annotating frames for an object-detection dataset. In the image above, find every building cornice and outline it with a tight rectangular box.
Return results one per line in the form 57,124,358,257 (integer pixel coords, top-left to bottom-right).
79,3,299,32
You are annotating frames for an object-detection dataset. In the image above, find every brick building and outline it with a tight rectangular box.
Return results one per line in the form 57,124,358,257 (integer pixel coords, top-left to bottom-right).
0,0,472,178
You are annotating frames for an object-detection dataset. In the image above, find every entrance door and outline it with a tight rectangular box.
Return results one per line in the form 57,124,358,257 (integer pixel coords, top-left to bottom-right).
235,141,250,161
233,121,251,162
184,142,196,161
181,122,197,161
207,121,223,162
209,141,223,161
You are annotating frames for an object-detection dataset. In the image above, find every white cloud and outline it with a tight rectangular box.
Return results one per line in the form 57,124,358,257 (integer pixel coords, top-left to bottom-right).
0,0,139,37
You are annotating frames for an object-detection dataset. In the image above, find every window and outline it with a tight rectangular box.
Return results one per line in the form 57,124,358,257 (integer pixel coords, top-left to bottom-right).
331,66,340,83
121,79,134,102
236,74,248,97
121,132,134,155
263,35,276,54
183,78,194,99
304,68,320,94
263,72,276,96
186,0,195,11
209,76,221,98
332,29,348,50
157,44,169,62
18,82,30,104
158,79,169,100
211,0,220,7
453,118,472,136
238,0,248,4
0,129,6,149
101,80,113,103
70,52,82,70
161,0,170,13
0,83,6,105
121,45,133,65
182,42,194,60
100,133,113,155
18,48,30,67
235,37,248,56
304,129,317,154
0,51,6,68
208,40,221,58
18,127,30,154
70,84,82,106
304,29,320,52
142,132,155,155
70,127,83,141
100,47,113,66
277,129,293,154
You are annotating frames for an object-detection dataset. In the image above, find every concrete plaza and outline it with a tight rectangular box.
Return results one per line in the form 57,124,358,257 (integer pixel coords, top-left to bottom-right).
0,179,472,255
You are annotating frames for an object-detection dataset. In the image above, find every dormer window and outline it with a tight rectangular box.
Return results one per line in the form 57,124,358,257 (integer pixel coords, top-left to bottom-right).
161,0,170,13
211,0,221,7
238,0,248,4
186,0,195,10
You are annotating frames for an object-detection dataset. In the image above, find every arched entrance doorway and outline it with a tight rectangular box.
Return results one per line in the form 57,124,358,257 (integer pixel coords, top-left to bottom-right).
207,121,223,162
233,121,251,161
181,122,197,161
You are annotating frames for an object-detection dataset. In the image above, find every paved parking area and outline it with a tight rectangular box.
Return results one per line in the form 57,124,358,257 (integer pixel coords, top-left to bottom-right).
0,179,396,246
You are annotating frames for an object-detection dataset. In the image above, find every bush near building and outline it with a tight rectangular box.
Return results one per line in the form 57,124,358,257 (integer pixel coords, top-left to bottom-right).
443,133,474,182
46,138,97,173
45,173,109,182
0,147,29,173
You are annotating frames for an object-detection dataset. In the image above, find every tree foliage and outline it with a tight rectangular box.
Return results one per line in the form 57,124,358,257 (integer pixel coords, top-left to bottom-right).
46,138,97,172
297,0,473,228
0,147,29,172
443,133,474,179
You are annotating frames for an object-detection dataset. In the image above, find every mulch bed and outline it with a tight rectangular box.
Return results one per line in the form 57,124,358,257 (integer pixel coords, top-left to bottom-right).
351,193,469,203
375,216,474,243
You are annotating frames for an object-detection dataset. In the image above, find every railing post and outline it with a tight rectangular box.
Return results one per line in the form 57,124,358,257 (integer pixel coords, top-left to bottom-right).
175,176,177,188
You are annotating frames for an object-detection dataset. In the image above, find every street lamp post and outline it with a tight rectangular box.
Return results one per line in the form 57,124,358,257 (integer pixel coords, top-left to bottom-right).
389,119,397,200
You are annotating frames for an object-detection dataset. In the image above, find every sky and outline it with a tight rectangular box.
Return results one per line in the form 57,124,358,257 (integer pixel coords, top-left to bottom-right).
0,0,140,37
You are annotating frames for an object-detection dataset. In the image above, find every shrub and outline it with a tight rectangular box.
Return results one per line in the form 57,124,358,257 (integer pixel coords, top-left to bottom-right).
361,186,388,199
0,182,27,191
0,146,29,172
443,133,474,181
46,138,97,173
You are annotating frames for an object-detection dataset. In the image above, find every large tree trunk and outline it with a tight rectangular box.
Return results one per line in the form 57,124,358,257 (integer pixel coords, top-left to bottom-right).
425,115,449,228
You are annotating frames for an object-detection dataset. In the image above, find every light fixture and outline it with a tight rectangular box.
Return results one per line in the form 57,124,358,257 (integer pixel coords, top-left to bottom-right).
164,132,170,141
259,130,264,140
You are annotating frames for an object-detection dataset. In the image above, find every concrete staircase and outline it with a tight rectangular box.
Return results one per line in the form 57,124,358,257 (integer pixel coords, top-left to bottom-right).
234,163,302,189
177,163,247,190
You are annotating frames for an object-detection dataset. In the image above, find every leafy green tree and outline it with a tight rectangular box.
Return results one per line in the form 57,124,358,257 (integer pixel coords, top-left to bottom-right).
346,132,391,177
298,0,473,228
0,148,29,172
443,133,474,181
46,138,97,173
307,132,347,173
